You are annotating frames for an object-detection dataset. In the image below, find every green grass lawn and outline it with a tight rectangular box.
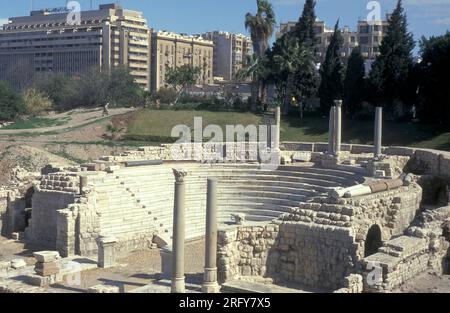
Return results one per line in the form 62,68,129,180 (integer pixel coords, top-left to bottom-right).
124,109,450,151
125,110,263,142
2,116,71,130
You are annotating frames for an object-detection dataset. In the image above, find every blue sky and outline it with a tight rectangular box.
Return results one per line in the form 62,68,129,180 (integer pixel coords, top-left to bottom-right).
1,0,449,45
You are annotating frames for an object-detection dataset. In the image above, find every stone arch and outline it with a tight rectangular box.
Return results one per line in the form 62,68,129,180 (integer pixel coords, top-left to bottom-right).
364,224,383,257
24,186,34,208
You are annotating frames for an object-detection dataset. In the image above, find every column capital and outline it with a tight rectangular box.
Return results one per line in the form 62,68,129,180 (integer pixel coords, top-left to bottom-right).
172,168,188,183
334,100,343,107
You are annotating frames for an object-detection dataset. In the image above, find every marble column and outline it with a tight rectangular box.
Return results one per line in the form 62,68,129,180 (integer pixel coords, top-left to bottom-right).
328,106,336,154
374,107,383,158
202,178,220,293
171,168,187,293
334,100,342,155
274,106,281,152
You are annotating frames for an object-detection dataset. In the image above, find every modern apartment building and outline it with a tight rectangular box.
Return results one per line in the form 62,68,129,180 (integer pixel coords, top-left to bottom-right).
357,19,389,59
150,31,214,92
277,17,388,61
0,3,151,90
201,31,253,82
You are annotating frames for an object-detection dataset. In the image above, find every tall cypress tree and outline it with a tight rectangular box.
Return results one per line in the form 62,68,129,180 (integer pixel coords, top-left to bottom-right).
318,20,344,114
368,0,415,109
344,47,366,118
294,0,317,46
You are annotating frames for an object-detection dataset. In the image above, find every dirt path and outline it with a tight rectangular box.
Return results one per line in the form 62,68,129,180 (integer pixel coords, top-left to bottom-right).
0,108,135,135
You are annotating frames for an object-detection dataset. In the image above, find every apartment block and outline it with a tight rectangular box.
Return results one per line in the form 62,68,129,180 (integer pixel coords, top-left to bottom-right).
151,31,214,92
277,17,387,61
0,3,151,90
201,31,253,82
357,19,389,59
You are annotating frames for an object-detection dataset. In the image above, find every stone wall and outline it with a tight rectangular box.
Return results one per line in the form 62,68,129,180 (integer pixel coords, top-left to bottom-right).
361,234,449,292
0,190,8,236
283,142,450,181
98,142,263,163
217,224,280,283
26,190,77,249
217,183,423,291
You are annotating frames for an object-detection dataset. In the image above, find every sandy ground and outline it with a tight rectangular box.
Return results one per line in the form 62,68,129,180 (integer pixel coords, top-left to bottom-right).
0,108,134,135
394,271,450,293
0,236,37,266
1,234,449,293
48,239,206,293
0,109,137,185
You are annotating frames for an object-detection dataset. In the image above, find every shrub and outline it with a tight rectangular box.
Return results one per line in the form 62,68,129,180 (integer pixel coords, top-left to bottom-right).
153,87,178,105
23,88,53,117
0,81,25,120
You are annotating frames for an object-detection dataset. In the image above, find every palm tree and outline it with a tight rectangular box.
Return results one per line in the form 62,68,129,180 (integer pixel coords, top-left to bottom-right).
245,0,276,112
272,35,315,116
236,54,270,111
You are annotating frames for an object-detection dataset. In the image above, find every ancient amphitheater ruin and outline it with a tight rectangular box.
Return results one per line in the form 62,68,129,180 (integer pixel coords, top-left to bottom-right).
1,105,449,293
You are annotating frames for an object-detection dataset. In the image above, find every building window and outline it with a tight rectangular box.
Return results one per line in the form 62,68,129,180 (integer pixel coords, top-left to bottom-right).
360,25,369,33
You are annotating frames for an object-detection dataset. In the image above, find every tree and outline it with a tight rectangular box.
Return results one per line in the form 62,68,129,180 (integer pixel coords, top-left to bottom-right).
294,0,317,47
318,20,344,114
368,0,415,111
32,66,145,110
417,32,450,126
245,0,276,112
344,47,366,118
23,88,53,117
165,64,201,105
0,81,25,120
32,73,76,111
236,54,269,111
106,66,144,106
270,35,316,115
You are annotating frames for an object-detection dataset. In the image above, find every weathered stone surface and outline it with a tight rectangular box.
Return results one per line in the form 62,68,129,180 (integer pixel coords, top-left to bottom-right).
10,259,26,269
33,251,61,263
87,285,120,293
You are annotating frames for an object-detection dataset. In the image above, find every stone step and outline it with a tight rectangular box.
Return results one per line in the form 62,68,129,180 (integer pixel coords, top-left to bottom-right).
221,280,307,293
379,236,428,258
112,169,356,184
218,191,308,202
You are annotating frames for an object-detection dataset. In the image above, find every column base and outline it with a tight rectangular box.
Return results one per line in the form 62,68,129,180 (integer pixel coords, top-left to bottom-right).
202,281,220,293
171,277,186,293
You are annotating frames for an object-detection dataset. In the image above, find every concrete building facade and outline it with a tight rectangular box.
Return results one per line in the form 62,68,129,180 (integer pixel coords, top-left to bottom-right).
150,31,214,92
277,17,388,61
0,4,151,89
201,31,253,82
357,19,389,59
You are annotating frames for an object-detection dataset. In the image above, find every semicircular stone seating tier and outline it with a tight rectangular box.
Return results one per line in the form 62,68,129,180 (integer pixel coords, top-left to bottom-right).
89,163,364,241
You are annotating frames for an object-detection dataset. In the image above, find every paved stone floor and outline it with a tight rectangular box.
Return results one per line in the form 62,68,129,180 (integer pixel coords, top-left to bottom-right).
51,239,206,293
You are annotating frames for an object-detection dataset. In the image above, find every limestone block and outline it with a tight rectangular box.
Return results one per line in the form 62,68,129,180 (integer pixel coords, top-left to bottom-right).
344,186,372,198
97,236,118,269
33,251,61,263
159,245,173,279
10,259,27,269
374,170,386,178
87,285,120,293
35,261,60,277
292,152,312,162
26,275,52,287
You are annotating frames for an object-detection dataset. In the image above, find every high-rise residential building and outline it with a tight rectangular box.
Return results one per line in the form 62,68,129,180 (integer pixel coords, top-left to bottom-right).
0,3,151,90
357,19,389,59
150,31,214,92
201,31,253,82
276,17,387,61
